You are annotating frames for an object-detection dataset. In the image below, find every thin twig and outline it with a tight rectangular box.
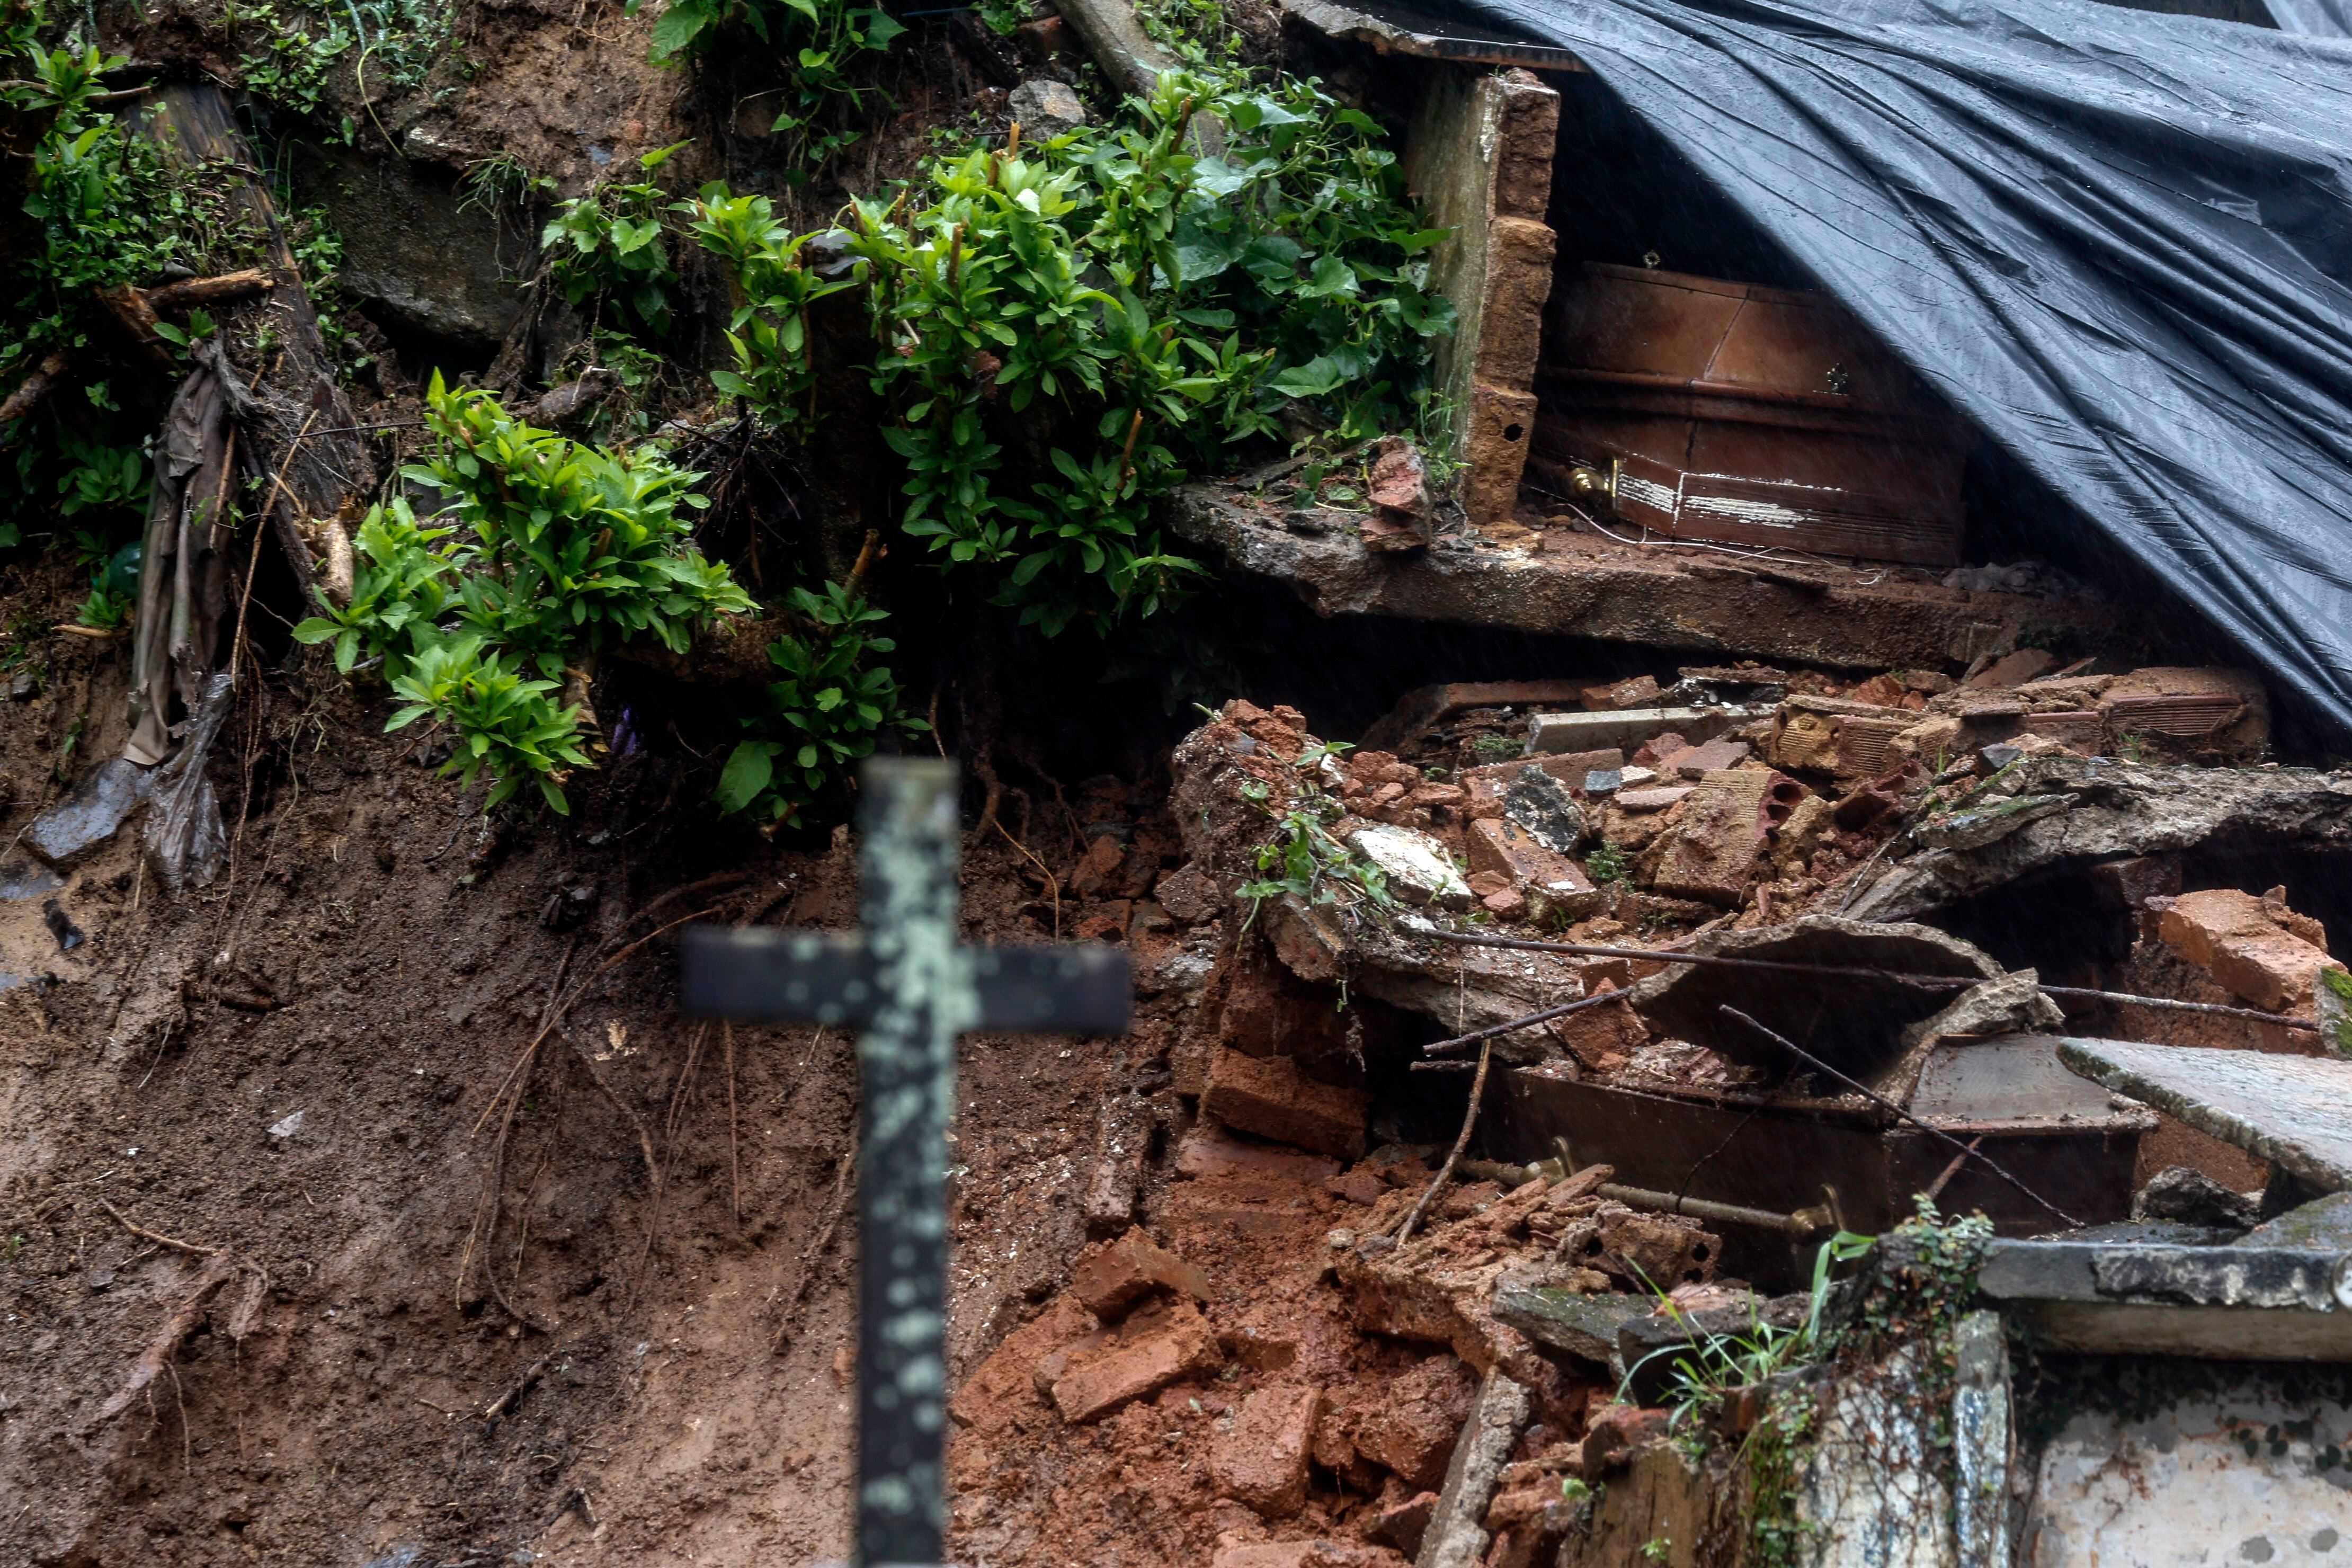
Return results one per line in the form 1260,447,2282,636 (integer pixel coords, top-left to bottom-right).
725,1021,742,1229
1719,1006,2080,1227
1395,1037,1494,1246
774,1137,857,1350
100,1199,220,1257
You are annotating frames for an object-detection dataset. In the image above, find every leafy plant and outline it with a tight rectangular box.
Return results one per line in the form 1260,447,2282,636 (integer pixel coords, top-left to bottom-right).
293,379,753,812
55,439,147,519
636,0,901,169
290,499,457,674
695,61,1449,638
1585,841,1628,883
715,580,926,826
1236,741,1395,923
387,635,591,813
74,582,132,630
685,188,856,425
401,372,753,674
542,144,689,333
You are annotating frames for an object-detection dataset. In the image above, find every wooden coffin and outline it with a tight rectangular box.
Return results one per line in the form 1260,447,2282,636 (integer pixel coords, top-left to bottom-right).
1528,263,1968,566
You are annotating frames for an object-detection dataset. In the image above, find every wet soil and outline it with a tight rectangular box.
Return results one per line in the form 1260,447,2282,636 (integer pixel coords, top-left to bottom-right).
0,558,1205,1565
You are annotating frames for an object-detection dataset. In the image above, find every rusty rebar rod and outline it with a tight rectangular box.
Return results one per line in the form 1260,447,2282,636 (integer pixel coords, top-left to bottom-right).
1720,1005,2082,1228
1414,929,2320,1032
1418,987,1633,1056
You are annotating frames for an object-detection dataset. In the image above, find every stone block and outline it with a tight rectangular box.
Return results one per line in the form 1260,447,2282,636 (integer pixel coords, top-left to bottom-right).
1353,1355,1476,1490
1174,1125,1341,1183
1489,70,1560,221
1070,1226,1213,1318
1345,823,1473,908
1211,1383,1322,1518
1527,706,1761,758
2158,887,2344,1013
1048,1298,1223,1422
948,1292,1101,1433
1204,1048,1370,1160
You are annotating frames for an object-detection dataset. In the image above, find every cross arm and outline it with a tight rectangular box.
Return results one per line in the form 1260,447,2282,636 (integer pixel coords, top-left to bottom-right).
680,927,1133,1035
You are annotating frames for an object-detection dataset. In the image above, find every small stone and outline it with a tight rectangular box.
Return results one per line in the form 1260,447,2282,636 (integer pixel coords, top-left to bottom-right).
268,1110,305,1140
1501,767,1584,853
1368,436,1430,522
1612,786,1694,813
24,757,152,868
1628,731,1689,767
1008,77,1089,137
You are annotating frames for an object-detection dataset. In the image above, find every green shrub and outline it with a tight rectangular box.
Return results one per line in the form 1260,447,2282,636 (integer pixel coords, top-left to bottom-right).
541,145,688,334
715,581,927,826
691,64,1453,638
295,377,754,812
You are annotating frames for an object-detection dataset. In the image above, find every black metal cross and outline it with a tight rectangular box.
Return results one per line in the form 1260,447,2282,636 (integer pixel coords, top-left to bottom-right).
680,758,1130,1567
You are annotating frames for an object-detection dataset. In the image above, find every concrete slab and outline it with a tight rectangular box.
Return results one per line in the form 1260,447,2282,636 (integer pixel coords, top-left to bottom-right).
2057,1039,2352,1193
1164,479,2130,671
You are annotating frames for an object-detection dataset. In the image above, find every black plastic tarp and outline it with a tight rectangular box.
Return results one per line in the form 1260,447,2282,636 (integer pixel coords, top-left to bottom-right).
2266,0,2350,37
1451,0,2352,739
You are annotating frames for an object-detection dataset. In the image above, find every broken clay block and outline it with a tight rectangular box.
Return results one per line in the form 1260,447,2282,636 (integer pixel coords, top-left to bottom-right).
1581,675,1661,712
1627,732,1690,768
1466,819,1596,912
1210,1383,1322,1518
1578,1405,1673,1477
1203,1048,1370,1160
1545,983,1647,1070
948,1292,1101,1433
1048,1298,1223,1422
2158,888,2346,1014
1647,769,1778,906
1658,737,1750,778
1174,1125,1342,1183
1352,1355,1477,1491
1068,1227,1213,1318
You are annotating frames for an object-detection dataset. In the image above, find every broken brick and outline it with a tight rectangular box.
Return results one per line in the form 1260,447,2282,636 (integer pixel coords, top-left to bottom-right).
1657,737,1750,778
1069,834,1126,898
1627,730,1690,767
1964,647,2059,688
1545,983,1648,1070
2158,888,2346,1014
1582,675,1662,711
948,1293,1101,1434
1352,1355,1476,1490
1649,770,1776,905
1069,1227,1213,1318
1174,1125,1342,1183
1466,818,1597,910
1482,885,1529,920
1048,1298,1223,1422
1366,1487,1439,1557
1579,1405,1673,1477
1326,1168,1387,1206
1210,1383,1321,1518
1204,1048,1370,1160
